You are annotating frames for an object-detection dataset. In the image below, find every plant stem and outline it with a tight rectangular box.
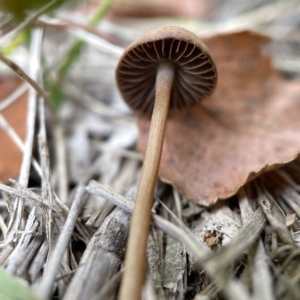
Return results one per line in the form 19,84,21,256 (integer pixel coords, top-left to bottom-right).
118,63,174,300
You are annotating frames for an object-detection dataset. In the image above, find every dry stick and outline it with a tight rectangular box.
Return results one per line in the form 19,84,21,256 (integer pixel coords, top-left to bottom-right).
119,63,174,300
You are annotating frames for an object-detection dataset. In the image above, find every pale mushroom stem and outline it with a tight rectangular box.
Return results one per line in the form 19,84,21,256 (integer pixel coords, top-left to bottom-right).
119,63,175,300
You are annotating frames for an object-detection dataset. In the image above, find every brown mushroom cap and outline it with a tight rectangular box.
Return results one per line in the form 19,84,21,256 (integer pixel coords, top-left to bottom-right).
116,26,218,116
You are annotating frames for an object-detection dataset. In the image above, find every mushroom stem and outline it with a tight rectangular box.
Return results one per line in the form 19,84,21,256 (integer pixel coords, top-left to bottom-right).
119,63,174,300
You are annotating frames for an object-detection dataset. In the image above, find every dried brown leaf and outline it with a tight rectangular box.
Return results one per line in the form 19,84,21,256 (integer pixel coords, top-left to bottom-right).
0,77,27,183
137,31,300,205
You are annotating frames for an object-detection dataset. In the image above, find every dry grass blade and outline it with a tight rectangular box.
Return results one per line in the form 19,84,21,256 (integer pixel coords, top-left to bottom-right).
28,240,49,282
255,180,294,244
67,28,123,58
0,53,48,101
63,82,124,119
53,124,68,204
238,188,274,300
0,183,64,217
38,92,55,260
36,185,87,299
36,153,112,298
251,241,274,300
5,29,44,243
86,180,251,300
6,207,38,274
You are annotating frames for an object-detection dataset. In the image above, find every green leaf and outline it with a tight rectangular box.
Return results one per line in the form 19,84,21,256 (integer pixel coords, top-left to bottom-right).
0,267,41,300
2,32,27,55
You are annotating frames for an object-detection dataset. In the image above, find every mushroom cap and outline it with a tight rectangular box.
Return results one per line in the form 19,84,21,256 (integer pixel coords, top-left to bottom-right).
116,26,218,116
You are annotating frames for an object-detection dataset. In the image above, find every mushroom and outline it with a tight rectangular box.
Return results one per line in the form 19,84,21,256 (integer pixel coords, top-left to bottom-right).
116,26,217,299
